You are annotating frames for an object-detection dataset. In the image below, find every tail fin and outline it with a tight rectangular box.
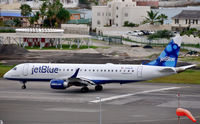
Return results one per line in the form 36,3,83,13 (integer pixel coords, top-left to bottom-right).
146,35,182,67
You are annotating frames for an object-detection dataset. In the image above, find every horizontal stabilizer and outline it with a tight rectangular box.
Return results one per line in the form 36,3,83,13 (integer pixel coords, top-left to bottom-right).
175,64,196,73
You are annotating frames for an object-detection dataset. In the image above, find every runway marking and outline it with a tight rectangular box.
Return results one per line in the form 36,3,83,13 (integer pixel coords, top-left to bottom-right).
90,87,181,103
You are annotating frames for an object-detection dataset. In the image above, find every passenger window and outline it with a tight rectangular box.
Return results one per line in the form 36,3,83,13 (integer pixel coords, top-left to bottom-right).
71,69,73,71
132,70,134,72
85,69,87,71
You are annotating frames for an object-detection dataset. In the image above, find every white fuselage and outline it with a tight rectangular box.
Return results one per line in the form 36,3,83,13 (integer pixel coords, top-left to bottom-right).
4,63,177,84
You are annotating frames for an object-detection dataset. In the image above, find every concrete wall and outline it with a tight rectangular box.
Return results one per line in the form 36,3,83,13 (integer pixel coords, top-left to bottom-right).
61,24,90,35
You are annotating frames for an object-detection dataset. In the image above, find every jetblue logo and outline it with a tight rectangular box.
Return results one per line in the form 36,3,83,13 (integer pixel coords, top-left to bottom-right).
31,66,59,74
160,56,175,62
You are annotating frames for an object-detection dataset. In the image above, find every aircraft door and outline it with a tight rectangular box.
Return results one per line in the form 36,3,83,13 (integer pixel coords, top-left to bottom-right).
23,64,29,76
137,66,143,78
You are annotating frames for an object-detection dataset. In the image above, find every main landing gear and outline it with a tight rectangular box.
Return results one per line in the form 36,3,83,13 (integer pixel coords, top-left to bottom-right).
80,86,89,93
95,85,103,91
21,81,27,89
80,85,103,93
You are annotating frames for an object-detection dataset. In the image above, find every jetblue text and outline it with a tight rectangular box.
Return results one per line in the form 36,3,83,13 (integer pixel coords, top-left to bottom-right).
32,66,59,74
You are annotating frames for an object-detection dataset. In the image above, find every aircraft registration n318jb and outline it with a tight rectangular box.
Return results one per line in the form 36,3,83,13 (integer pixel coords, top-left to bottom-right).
3,35,195,92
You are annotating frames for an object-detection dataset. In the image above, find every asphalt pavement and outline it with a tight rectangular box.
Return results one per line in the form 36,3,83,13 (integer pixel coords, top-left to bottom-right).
0,79,200,124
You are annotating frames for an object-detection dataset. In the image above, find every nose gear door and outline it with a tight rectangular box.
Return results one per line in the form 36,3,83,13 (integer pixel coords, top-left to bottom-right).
23,64,29,76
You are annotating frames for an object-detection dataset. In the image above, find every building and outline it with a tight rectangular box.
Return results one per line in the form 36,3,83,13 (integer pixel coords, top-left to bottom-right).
92,0,150,30
171,10,200,31
0,0,78,9
0,10,31,27
133,0,159,8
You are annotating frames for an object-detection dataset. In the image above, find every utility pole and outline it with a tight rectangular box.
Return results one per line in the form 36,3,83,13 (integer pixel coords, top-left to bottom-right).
96,97,102,124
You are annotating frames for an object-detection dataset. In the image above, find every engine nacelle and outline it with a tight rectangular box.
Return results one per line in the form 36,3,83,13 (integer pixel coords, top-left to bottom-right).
50,79,69,89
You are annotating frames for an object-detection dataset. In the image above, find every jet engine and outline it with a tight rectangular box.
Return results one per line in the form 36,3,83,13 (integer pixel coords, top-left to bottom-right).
50,79,69,89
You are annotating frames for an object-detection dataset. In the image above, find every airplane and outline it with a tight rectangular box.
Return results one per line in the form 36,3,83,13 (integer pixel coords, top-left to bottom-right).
3,35,195,92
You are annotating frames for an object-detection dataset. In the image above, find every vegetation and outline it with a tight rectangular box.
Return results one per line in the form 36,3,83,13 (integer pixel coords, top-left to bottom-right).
157,14,168,25
13,18,22,27
43,0,70,27
19,0,70,28
0,64,14,78
181,28,200,38
0,29,16,33
143,10,168,25
20,4,32,17
148,30,173,40
123,21,139,27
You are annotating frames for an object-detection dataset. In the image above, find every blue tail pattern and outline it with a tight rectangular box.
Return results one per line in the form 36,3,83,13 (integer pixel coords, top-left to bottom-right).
146,38,181,67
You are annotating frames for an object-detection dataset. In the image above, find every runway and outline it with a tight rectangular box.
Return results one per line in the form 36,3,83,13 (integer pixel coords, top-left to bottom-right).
0,79,200,124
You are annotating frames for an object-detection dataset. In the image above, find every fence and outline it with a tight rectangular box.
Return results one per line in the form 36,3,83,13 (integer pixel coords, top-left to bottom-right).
123,35,200,46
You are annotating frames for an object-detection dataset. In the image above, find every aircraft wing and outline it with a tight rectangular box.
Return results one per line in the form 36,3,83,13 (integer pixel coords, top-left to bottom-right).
64,68,96,87
67,77,96,86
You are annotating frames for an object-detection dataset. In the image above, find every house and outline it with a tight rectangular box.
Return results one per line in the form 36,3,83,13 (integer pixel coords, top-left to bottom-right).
171,10,200,31
92,0,150,30
133,0,159,8
68,9,84,20
0,10,31,27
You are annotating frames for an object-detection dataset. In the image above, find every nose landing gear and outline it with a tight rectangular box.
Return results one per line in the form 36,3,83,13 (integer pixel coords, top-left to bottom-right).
21,81,27,89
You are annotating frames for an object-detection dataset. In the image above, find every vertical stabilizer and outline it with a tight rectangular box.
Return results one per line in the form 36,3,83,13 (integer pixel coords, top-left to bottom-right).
146,35,182,67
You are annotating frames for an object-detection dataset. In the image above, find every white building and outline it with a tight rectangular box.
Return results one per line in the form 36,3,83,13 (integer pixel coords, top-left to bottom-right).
92,0,150,30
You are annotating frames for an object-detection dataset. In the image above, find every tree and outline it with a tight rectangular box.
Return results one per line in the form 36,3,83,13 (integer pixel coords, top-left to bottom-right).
158,14,168,25
33,11,40,25
56,8,70,27
143,10,159,25
20,4,32,17
46,5,55,27
39,1,48,20
13,18,22,27
29,17,35,27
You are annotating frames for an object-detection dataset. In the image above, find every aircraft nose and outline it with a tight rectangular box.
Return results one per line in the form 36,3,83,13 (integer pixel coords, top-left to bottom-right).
3,72,8,79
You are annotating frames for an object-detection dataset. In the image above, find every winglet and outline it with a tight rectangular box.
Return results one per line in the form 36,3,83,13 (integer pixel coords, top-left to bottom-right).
70,68,80,78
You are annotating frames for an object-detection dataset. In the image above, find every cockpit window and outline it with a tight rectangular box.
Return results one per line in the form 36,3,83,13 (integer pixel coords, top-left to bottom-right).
12,67,17,70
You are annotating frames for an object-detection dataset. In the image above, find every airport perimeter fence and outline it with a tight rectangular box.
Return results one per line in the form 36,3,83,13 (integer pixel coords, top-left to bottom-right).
123,35,169,47
92,35,123,45
123,35,200,49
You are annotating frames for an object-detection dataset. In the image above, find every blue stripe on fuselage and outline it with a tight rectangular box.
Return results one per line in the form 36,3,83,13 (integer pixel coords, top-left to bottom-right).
5,78,142,84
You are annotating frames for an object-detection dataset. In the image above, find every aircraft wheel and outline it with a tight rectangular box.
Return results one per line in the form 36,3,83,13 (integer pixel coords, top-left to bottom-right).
22,85,26,89
81,87,89,93
95,85,103,91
